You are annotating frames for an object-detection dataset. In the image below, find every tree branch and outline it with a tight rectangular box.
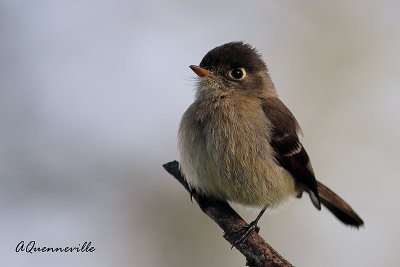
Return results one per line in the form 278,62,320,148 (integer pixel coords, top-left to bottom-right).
163,160,293,267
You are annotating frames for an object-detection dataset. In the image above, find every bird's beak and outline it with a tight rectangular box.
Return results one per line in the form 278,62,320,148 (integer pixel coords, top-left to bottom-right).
189,65,213,77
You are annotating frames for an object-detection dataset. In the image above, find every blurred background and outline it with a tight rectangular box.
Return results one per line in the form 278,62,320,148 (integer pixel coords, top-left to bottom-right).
1,0,399,266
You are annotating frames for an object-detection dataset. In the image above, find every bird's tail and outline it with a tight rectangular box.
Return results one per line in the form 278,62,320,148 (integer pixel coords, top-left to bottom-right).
317,181,364,228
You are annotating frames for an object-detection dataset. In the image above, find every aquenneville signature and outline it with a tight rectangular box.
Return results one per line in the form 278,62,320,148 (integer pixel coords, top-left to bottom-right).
16,241,95,254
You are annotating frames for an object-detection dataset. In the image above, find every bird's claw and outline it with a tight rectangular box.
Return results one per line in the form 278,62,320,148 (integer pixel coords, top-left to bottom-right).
190,188,196,203
227,221,260,249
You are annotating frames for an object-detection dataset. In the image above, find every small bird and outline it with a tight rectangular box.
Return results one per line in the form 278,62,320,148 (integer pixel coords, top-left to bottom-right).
178,42,363,241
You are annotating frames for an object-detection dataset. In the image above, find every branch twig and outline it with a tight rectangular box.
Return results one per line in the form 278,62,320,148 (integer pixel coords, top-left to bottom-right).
163,160,293,267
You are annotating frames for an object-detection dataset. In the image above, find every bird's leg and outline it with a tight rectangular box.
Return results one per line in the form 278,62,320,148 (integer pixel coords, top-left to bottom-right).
227,207,267,247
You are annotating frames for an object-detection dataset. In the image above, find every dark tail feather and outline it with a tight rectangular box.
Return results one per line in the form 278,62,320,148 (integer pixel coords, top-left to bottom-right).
317,181,364,228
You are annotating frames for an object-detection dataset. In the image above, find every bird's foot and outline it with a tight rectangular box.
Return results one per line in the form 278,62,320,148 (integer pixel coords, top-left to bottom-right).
190,188,197,203
226,207,266,249
227,220,260,249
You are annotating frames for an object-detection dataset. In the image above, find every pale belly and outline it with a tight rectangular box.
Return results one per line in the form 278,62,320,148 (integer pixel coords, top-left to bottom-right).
178,101,297,207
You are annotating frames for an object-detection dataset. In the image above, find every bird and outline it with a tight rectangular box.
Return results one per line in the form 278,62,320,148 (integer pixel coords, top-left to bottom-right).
178,41,363,242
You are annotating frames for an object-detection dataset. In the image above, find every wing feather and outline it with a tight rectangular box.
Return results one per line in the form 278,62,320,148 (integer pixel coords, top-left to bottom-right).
262,98,321,209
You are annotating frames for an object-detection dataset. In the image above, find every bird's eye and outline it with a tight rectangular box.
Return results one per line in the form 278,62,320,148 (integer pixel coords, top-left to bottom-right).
229,68,246,80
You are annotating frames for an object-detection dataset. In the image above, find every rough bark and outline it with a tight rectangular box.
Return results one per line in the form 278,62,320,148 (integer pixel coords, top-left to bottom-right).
163,160,293,267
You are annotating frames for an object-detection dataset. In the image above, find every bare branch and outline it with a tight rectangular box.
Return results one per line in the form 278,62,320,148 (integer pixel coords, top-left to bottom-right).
163,160,293,267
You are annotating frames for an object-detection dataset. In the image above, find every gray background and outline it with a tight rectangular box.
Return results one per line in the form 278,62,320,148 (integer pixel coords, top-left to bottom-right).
1,0,399,266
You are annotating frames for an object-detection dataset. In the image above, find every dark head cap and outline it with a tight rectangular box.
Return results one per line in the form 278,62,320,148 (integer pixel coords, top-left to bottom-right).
192,42,276,97
199,42,267,73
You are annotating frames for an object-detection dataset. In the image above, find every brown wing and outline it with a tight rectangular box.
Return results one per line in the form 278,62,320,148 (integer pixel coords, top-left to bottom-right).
262,98,321,209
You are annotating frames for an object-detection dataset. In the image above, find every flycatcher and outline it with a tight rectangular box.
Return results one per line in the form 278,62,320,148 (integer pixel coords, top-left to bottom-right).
178,42,363,240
